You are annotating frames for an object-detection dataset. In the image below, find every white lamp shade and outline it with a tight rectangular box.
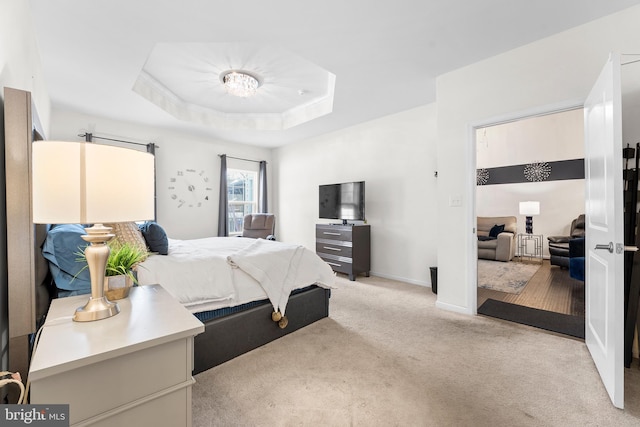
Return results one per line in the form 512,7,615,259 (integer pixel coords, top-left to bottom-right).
32,141,155,224
519,201,540,216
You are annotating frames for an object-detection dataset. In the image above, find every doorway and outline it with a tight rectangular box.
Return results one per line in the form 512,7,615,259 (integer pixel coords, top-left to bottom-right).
475,108,586,337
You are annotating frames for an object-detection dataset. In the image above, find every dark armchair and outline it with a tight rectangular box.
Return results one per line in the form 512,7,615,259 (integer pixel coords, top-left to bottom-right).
548,214,585,268
569,237,585,281
241,213,276,240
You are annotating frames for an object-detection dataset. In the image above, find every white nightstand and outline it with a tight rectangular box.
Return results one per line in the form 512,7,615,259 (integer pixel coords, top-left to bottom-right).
29,285,204,427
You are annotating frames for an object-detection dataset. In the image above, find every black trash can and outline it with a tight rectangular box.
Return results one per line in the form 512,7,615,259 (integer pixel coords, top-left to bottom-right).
429,267,437,294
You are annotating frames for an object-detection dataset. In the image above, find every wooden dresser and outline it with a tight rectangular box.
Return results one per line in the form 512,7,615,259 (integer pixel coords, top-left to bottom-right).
29,285,204,427
315,224,370,281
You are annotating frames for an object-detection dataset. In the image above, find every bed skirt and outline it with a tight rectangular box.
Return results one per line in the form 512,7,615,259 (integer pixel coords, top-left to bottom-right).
193,285,331,374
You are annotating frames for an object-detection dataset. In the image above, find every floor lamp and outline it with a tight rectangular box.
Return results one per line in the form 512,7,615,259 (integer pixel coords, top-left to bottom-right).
32,141,155,321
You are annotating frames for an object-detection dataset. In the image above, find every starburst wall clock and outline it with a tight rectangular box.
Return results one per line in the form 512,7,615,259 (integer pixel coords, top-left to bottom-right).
168,168,213,208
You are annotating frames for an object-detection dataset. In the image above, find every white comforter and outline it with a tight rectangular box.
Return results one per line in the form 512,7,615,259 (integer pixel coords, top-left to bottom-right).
137,237,335,314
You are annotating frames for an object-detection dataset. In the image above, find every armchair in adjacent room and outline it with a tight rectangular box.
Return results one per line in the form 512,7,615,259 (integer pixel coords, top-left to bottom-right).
547,214,585,268
241,213,276,240
569,237,585,281
477,216,517,262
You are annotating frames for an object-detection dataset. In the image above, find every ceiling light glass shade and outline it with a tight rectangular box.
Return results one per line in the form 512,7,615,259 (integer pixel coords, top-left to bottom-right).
222,71,259,97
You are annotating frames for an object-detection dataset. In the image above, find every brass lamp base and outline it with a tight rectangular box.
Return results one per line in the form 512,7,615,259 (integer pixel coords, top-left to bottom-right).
74,296,120,322
73,224,120,322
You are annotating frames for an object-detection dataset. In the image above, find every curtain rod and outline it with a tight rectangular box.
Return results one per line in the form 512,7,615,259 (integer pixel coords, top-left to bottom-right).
219,154,265,164
78,132,159,148
622,57,640,66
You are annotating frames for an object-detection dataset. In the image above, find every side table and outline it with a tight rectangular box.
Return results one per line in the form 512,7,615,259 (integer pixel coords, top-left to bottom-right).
517,233,543,263
29,285,204,427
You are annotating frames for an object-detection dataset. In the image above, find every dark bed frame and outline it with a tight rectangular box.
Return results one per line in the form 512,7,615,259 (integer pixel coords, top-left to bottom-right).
37,232,331,376
193,285,330,374
42,269,331,376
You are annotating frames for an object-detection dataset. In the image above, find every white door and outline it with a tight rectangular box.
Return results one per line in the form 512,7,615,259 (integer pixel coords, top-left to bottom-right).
584,53,624,409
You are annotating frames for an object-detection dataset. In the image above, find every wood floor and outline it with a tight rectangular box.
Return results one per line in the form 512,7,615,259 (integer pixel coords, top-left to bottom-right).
477,259,585,317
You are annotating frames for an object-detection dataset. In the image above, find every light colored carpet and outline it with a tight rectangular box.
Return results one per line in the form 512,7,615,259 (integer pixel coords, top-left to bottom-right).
477,259,541,294
192,275,640,426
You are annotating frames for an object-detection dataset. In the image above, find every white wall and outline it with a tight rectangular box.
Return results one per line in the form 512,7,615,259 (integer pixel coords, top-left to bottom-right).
476,109,585,257
52,105,438,286
622,58,640,145
436,5,640,314
274,104,437,286
0,0,50,132
476,109,584,168
0,0,51,373
49,110,272,239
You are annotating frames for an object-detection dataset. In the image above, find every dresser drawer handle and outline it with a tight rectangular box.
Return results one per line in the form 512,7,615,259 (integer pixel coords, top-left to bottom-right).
325,261,341,267
323,246,341,252
322,231,341,236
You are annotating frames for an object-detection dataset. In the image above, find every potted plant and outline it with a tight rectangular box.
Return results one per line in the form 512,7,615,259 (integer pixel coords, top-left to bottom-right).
76,240,149,300
104,241,149,298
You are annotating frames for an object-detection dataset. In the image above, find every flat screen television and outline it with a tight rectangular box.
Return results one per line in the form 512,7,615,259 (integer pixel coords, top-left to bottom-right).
319,181,365,224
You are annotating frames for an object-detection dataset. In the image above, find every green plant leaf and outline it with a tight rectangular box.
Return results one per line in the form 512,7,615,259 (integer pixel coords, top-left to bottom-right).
74,239,149,284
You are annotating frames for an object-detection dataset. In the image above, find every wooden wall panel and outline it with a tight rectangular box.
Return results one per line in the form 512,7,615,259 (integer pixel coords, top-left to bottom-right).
4,87,36,340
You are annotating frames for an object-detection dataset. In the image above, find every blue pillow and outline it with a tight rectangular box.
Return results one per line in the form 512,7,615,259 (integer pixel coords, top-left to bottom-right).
489,224,505,238
139,221,169,255
42,224,91,293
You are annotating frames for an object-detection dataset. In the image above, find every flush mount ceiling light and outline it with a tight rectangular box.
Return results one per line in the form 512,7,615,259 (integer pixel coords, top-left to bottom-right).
133,43,336,130
221,71,260,97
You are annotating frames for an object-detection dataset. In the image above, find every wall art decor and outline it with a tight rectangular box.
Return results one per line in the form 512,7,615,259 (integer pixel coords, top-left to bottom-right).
523,161,552,182
476,168,490,185
475,158,583,186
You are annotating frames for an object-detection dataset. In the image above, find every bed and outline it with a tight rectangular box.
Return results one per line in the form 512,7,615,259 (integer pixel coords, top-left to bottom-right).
42,222,335,374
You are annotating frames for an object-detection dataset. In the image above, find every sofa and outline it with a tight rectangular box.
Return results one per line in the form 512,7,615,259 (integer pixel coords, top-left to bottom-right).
477,216,517,262
547,214,585,268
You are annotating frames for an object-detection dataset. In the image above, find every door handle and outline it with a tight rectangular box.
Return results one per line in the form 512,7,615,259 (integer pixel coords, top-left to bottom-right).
595,242,614,253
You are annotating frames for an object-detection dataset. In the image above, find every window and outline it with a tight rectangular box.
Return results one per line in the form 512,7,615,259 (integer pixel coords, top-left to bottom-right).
227,168,257,235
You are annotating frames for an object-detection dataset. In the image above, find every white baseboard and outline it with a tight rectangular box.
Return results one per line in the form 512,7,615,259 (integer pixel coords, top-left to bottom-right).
368,271,472,315
369,270,429,287
435,300,474,315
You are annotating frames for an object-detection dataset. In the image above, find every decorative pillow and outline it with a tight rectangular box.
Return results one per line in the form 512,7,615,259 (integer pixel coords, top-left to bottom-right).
105,222,149,259
139,221,169,255
489,224,505,238
41,224,91,293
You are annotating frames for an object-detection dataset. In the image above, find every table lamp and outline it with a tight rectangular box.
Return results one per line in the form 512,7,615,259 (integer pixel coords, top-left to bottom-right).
519,201,540,234
32,141,154,321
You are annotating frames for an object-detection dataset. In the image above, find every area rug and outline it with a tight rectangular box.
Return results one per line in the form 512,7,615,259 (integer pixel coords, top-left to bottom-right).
478,298,585,339
477,259,541,294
